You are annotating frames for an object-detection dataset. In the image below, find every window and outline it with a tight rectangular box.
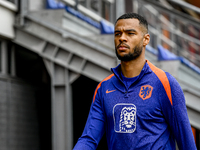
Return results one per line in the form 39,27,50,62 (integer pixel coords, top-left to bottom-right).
91,0,99,12
72,0,115,23
101,0,115,23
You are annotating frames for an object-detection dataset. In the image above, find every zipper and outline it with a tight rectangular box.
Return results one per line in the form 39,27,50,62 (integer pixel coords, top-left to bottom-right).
124,91,128,98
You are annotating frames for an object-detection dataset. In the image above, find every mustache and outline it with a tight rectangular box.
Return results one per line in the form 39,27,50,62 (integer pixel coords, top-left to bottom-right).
116,43,130,49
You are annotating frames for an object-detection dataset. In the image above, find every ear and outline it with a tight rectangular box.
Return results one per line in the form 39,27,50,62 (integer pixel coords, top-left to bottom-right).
143,33,150,46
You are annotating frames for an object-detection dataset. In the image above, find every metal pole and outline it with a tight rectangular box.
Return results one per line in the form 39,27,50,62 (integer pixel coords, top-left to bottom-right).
11,45,16,76
65,69,73,150
1,41,7,74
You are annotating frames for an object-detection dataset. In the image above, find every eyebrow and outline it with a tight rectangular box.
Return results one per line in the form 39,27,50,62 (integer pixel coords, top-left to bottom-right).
114,29,137,33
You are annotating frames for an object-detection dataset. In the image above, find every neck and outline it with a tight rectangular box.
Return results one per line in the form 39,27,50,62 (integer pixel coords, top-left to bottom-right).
121,56,146,78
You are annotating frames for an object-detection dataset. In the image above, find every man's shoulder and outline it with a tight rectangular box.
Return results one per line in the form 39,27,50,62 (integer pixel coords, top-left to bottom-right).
96,74,115,90
102,74,115,82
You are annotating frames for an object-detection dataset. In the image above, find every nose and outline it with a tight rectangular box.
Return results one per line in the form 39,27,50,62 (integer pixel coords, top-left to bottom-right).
119,33,127,42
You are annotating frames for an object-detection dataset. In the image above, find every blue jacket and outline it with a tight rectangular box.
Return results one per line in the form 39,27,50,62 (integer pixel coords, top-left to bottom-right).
73,60,197,150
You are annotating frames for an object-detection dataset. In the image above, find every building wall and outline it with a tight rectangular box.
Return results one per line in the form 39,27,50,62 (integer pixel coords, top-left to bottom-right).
0,1,16,39
29,0,45,11
0,77,40,150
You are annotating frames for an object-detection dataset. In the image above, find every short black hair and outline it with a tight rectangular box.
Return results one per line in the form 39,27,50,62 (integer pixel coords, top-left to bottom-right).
115,13,148,33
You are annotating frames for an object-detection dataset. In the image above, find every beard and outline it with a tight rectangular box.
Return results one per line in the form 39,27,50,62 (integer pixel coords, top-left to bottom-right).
115,43,143,61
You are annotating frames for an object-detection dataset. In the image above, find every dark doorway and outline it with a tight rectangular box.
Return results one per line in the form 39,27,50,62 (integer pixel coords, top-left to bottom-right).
15,44,52,150
72,75,108,150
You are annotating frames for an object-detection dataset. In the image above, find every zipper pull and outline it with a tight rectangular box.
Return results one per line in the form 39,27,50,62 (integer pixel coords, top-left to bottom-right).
124,91,128,98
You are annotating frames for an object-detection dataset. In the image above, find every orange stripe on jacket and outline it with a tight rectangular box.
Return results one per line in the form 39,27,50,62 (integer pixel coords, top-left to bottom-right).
93,74,114,103
147,60,173,105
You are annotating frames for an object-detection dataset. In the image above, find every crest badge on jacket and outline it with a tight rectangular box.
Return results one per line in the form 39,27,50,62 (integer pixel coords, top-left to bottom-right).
139,85,153,100
113,103,136,133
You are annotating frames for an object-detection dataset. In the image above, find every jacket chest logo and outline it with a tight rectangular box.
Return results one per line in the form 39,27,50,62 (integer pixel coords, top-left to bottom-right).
113,103,136,133
139,85,153,100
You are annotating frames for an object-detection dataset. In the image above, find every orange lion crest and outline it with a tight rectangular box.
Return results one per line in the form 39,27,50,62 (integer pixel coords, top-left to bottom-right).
139,85,153,100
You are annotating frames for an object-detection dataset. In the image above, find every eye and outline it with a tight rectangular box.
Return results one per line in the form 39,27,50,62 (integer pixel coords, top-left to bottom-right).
115,33,121,36
128,32,135,35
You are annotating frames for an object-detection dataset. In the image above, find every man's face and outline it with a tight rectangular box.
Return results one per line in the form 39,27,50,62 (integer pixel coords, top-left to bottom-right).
114,18,145,61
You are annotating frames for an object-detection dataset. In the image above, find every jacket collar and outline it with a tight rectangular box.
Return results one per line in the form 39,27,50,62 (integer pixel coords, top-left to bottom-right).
111,60,152,92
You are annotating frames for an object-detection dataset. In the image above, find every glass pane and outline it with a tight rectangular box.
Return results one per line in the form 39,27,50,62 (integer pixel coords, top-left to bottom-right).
102,1,110,21
91,0,99,12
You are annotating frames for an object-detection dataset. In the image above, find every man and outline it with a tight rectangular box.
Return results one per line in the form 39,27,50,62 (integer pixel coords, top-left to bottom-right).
73,13,197,150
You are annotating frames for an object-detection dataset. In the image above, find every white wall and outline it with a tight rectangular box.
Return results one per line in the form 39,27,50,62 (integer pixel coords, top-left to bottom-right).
29,0,45,11
0,1,17,39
